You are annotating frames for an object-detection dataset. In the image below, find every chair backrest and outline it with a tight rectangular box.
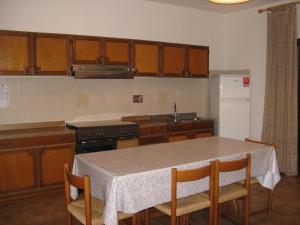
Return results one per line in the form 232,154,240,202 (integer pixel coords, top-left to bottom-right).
214,154,251,201
245,138,276,148
64,164,92,225
171,162,214,224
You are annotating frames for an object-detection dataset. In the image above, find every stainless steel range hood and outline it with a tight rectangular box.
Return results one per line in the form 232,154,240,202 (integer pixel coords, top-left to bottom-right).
71,64,136,79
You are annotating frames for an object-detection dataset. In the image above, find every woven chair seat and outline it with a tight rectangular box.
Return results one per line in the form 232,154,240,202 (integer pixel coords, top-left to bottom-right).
239,177,259,185
219,183,248,204
155,193,210,217
68,196,132,225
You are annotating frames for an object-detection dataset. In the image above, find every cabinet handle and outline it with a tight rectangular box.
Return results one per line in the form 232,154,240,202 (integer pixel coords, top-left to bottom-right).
27,149,35,156
39,149,46,155
34,66,41,74
96,57,101,64
128,68,137,73
23,66,31,74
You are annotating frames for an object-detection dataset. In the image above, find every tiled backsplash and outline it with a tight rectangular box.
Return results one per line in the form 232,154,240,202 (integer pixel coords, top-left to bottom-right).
0,76,209,124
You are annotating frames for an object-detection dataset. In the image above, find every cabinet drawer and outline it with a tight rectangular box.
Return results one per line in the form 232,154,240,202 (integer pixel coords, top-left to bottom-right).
166,120,213,133
139,135,165,145
139,125,165,136
0,133,75,150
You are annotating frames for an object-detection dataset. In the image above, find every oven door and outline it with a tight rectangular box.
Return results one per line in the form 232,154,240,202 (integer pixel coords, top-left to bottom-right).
76,138,117,154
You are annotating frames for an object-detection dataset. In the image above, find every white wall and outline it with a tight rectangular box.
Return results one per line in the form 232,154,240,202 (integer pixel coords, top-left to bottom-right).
0,0,227,124
226,0,300,139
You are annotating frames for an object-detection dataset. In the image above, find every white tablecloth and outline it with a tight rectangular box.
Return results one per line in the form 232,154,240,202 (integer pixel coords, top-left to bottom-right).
71,137,280,225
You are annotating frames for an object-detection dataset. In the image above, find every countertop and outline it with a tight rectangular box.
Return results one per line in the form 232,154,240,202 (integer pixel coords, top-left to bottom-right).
0,121,75,140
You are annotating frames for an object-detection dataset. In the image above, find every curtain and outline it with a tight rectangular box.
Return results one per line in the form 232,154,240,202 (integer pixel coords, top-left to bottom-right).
262,4,298,176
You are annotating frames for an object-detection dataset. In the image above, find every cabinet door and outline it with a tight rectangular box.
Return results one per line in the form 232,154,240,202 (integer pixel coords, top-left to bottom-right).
40,144,74,187
104,38,131,65
187,47,209,77
161,44,185,77
35,34,70,75
195,131,213,138
117,138,139,149
134,41,159,76
0,31,32,75
167,132,189,142
73,36,103,64
0,149,37,193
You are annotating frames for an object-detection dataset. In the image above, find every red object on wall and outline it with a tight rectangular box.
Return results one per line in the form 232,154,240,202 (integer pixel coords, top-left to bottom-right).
243,77,250,87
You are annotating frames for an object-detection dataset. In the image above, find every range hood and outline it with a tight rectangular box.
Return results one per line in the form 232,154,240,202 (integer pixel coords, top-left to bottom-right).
71,64,136,79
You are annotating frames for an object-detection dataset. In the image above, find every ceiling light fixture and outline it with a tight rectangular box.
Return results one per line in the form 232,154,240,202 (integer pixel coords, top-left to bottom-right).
209,0,250,4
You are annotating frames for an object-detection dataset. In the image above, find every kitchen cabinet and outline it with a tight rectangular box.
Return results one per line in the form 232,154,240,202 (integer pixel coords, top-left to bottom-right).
0,148,37,193
139,124,166,145
40,144,74,187
0,31,32,75
0,127,75,204
123,115,214,146
0,29,209,78
104,38,131,65
166,120,214,142
187,46,209,77
72,37,131,66
117,138,139,149
161,44,185,77
72,36,102,64
34,33,70,75
133,41,159,76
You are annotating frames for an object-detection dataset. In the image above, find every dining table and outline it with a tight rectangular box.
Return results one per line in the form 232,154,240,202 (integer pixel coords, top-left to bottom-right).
71,136,281,225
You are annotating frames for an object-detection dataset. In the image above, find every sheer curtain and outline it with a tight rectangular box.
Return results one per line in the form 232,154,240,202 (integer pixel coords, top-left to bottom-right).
262,4,298,176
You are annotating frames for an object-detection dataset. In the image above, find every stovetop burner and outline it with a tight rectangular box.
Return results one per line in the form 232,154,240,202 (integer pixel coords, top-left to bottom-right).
66,120,139,141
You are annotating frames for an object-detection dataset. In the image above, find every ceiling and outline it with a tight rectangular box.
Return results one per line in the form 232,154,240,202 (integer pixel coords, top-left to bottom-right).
146,0,283,13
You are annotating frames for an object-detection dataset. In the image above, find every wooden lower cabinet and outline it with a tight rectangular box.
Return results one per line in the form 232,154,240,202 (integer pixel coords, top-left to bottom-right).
167,130,214,143
167,133,189,142
117,138,139,149
0,149,37,193
40,144,74,187
0,138,74,204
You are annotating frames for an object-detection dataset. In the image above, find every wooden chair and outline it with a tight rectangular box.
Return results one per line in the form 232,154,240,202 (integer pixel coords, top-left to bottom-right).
64,164,136,225
245,138,275,215
155,162,215,225
214,154,251,225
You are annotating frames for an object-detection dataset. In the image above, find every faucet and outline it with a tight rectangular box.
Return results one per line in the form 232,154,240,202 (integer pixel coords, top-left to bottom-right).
173,102,177,123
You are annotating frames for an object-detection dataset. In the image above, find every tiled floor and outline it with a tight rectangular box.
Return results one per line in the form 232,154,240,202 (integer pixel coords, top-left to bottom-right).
1,176,299,225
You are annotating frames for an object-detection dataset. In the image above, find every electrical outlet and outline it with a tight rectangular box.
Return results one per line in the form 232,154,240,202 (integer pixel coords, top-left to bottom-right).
133,95,143,103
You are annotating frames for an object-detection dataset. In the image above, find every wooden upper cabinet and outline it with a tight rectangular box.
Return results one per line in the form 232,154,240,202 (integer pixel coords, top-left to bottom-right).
187,47,209,77
161,44,185,77
0,31,32,75
72,36,102,64
133,41,159,76
34,34,70,75
104,38,131,65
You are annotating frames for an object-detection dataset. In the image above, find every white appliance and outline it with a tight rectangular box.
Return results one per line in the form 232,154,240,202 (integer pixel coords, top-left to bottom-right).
210,74,250,141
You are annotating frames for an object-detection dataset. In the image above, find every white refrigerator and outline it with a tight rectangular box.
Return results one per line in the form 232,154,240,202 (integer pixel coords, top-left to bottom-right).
210,74,251,141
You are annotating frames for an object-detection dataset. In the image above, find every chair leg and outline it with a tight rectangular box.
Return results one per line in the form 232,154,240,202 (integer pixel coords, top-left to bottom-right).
182,214,189,225
66,211,72,225
132,213,138,225
267,190,272,215
243,196,250,225
208,206,213,225
144,209,149,225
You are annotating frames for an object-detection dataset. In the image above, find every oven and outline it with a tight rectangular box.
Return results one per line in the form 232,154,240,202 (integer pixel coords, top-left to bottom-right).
66,120,139,154
77,137,117,153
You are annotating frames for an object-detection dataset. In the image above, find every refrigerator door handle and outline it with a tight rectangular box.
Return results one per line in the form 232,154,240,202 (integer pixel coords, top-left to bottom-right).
220,98,250,103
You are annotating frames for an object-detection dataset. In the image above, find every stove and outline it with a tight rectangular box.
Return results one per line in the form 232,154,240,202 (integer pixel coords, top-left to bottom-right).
66,120,139,154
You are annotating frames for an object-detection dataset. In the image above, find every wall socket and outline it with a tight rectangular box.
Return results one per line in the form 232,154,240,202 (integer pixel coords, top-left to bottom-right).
133,95,143,103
